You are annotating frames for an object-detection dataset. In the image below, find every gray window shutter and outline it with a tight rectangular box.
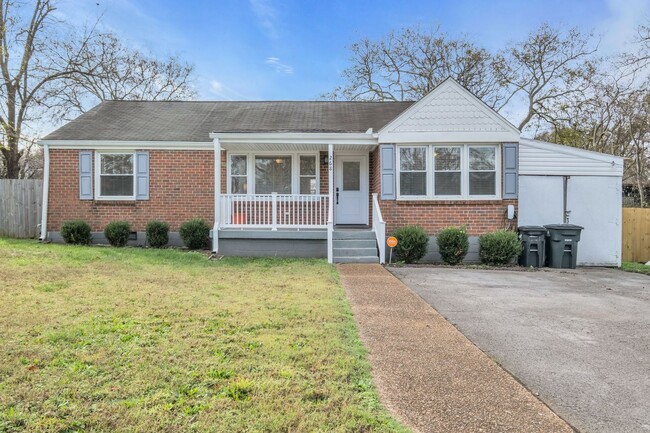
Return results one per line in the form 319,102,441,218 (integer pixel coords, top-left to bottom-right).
380,144,396,200
79,151,93,200
136,151,149,200
502,143,518,199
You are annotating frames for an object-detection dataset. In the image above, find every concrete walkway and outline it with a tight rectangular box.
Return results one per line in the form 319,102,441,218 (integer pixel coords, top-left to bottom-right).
338,264,573,433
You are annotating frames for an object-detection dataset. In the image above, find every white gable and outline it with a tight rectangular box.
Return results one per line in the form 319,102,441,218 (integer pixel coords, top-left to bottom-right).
519,138,624,177
378,78,520,143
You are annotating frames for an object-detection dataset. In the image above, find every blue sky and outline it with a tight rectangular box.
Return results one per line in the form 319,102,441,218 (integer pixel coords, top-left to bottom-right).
57,0,650,102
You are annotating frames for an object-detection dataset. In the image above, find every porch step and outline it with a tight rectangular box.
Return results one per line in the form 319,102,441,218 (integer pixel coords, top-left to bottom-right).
332,230,375,240
333,247,378,257
332,230,379,263
333,239,377,249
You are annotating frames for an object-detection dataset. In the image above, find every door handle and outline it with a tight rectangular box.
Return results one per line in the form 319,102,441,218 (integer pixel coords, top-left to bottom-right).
336,187,339,205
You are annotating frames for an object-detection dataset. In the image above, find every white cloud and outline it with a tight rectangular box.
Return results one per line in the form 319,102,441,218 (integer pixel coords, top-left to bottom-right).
249,0,278,39
599,0,650,54
210,80,224,94
265,57,294,74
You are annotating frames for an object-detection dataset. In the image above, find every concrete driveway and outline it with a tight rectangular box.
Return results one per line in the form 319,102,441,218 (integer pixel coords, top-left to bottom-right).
390,267,650,433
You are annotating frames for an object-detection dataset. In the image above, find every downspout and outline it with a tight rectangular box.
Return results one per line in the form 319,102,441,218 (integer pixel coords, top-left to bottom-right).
212,138,221,253
563,175,570,224
39,143,50,241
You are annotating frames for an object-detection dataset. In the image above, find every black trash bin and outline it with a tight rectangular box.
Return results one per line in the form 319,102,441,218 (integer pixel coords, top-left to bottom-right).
518,226,547,267
544,224,584,269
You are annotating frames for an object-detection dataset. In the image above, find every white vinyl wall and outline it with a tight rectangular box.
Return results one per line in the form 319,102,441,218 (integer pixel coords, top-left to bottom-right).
518,139,624,267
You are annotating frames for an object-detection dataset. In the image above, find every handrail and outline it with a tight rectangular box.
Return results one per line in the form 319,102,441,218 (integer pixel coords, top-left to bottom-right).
372,193,386,264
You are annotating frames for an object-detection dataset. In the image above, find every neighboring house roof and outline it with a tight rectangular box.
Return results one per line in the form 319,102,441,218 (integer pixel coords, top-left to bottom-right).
43,100,414,142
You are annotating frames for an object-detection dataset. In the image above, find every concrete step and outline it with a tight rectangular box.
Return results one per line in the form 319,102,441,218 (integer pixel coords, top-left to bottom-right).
333,256,380,263
332,230,376,240
333,247,378,257
333,239,377,249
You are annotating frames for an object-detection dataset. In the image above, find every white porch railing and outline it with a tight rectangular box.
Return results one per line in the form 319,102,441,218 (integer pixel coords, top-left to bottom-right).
220,193,329,229
372,193,386,264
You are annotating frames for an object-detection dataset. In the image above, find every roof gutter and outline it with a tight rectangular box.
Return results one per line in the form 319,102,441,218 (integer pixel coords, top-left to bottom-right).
209,131,378,145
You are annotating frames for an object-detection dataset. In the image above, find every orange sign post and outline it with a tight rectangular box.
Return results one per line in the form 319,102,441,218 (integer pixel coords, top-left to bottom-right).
386,236,398,264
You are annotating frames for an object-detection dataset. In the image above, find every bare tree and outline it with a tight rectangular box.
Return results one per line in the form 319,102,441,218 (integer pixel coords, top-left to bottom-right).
0,1,197,179
0,0,92,178
324,27,509,108
494,23,598,130
53,31,196,118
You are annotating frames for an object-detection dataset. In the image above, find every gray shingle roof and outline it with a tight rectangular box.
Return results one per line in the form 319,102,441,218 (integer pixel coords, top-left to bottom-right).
43,100,414,142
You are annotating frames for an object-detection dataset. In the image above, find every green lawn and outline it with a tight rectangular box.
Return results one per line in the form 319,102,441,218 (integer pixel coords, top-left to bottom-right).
0,239,408,433
621,261,650,276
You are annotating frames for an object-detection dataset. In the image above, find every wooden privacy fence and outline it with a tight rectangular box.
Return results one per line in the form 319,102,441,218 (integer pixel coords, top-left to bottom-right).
0,179,43,238
622,208,650,262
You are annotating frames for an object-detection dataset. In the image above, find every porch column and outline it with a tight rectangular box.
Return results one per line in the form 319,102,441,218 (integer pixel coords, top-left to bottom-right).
213,138,221,253
327,144,334,263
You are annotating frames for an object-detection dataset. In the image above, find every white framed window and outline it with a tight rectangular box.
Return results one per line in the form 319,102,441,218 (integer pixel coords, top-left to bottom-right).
469,146,497,196
396,144,500,200
399,146,427,196
230,155,248,194
255,155,292,194
299,155,318,194
95,152,135,200
433,146,462,197
227,152,320,195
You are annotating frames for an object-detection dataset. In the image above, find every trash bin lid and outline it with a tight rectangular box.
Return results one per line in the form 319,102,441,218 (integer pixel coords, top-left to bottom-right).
544,224,584,230
518,225,546,231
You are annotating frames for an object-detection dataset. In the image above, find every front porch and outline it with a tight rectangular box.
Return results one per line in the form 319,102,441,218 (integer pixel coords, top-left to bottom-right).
210,132,386,263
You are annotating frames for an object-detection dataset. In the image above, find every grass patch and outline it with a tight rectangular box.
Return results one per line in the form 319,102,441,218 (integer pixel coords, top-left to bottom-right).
0,238,408,432
621,261,650,276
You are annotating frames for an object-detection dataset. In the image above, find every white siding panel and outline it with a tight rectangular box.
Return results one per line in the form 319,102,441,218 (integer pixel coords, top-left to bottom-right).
567,176,622,266
519,176,564,227
519,139,624,177
378,78,520,143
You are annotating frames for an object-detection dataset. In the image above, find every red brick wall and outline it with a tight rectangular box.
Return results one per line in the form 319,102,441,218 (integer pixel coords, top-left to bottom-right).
48,149,214,232
49,148,517,236
379,199,518,236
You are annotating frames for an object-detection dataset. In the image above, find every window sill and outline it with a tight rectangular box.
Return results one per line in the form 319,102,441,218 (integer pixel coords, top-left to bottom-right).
394,198,507,205
90,199,138,206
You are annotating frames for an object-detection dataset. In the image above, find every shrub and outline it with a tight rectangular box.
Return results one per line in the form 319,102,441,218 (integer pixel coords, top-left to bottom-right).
104,221,131,247
146,220,169,248
436,226,469,265
479,230,522,266
60,220,92,245
392,225,429,264
179,218,210,250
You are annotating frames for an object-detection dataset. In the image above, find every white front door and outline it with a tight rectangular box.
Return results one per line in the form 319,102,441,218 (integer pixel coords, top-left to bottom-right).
335,155,368,225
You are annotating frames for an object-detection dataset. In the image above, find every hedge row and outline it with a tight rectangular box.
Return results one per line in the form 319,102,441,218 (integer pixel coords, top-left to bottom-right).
391,225,522,266
59,218,210,250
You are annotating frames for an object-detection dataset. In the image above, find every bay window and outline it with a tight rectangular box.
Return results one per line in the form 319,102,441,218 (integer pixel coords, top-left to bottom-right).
97,152,135,199
397,144,500,199
228,153,319,195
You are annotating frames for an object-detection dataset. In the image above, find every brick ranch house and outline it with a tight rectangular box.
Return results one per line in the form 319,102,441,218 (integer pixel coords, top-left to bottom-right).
38,78,624,265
